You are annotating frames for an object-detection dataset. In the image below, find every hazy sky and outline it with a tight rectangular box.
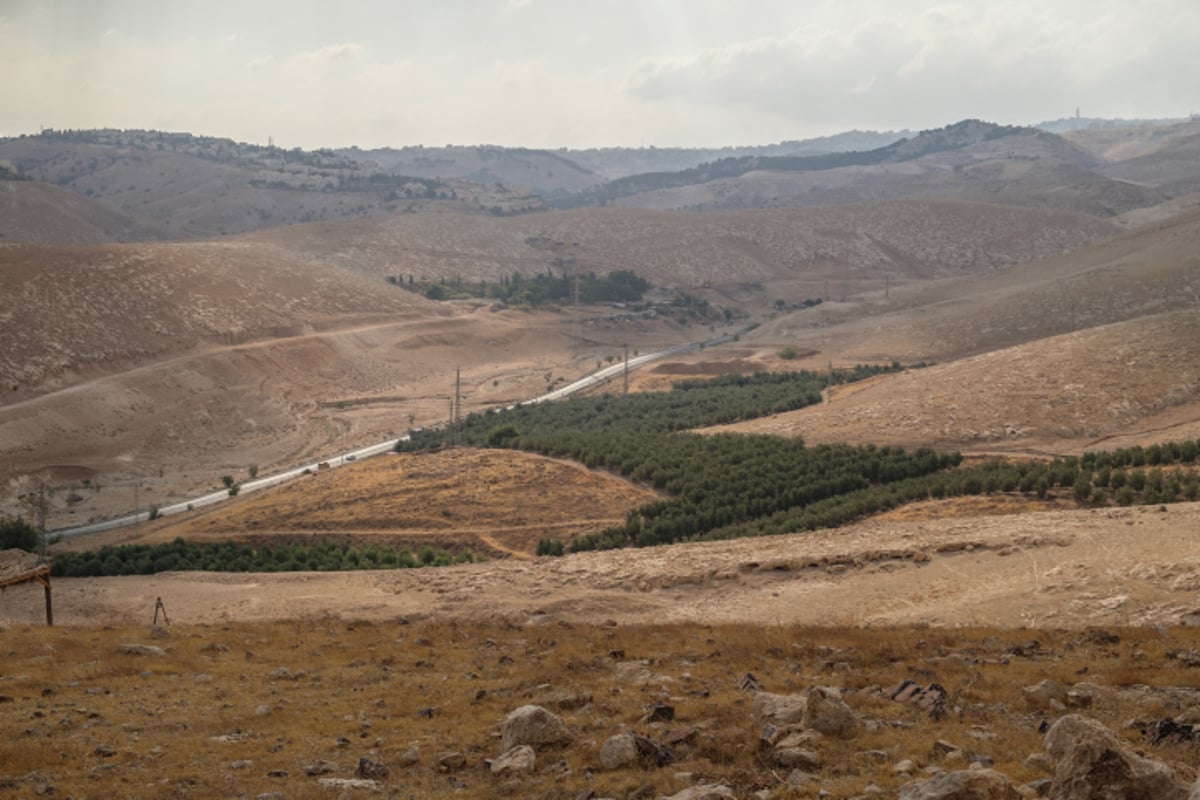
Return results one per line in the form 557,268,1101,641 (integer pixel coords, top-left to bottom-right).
1,0,1196,149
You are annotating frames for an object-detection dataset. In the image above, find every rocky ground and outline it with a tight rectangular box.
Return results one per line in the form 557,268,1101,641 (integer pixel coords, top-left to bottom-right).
2,618,1200,799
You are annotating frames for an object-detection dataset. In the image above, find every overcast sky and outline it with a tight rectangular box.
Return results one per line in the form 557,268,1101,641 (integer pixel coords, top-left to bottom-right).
1,0,1196,150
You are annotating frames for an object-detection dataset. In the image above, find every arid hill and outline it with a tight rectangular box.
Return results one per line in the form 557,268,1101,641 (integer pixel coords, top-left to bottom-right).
243,200,1119,293
719,309,1200,455
339,145,605,199
0,131,542,240
0,179,168,243
608,127,1160,216
749,205,1200,364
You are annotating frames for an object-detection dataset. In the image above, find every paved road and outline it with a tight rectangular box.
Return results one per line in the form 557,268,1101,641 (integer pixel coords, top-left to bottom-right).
53,333,733,539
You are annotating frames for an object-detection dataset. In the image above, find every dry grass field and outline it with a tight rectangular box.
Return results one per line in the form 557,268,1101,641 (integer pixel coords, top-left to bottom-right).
139,448,663,558
2,618,1199,799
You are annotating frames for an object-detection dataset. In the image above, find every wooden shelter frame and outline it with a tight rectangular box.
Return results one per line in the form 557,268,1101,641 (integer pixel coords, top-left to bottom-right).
0,557,53,625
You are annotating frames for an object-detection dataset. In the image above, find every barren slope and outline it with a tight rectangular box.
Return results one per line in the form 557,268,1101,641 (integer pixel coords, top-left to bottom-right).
718,310,1200,454
750,205,1200,366
0,180,167,243
131,448,662,558
246,201,1119,292
0,240,443,397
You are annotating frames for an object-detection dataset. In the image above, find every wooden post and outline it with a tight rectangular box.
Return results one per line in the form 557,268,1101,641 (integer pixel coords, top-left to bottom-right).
37,574,52,626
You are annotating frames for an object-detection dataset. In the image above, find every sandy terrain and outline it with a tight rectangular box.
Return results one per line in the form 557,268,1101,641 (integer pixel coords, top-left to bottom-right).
5,500,1199,630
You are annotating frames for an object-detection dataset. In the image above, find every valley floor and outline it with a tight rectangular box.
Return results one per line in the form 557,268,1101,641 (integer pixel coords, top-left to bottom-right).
5,501,1199,630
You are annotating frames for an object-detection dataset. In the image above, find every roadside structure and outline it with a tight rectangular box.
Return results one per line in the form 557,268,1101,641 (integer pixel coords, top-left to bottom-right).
0,549,52,625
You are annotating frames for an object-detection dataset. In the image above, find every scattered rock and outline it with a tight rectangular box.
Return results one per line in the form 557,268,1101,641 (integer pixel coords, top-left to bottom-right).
302,761,337,776
355,757,388,780
1044,714,1189,800
199,641,229,653
898,768,1021,799
490,744,535,776
118,644,165,657
1023,679,1068,711
500,704,572,751
774,747,821,771
398,746,420,767
660,784,736,800
802,686,857,738
529,688,593,711
316,777,381,792
751,692,807,727
437,751,466,772
645,702,675,722
599,733,639,770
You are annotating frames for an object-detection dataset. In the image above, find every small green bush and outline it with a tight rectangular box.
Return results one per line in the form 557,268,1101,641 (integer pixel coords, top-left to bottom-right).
0,515,39,552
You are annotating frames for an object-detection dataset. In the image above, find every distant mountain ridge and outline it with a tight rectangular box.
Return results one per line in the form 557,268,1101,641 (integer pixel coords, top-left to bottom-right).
552,120,1033,209
0,129,544,240
559,129,911,180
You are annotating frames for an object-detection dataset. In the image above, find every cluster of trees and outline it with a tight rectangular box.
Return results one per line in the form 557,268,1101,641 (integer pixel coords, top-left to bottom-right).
51,538,476,577
0,515,39,551
401,364,905,452
393,269,651,307
402,365,1200,554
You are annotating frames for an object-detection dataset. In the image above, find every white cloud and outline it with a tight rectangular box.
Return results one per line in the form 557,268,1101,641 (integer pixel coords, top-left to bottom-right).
625,2,1200,132
2,0,1197,147
292,42,365,65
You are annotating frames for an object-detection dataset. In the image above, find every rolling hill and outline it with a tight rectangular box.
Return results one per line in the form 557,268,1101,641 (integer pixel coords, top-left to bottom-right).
0,130,543,241
718,208,1200,452
339,145,605,199
0,178,168,244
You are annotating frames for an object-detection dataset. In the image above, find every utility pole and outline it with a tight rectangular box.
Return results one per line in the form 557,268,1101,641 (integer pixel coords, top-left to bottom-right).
454,367,461,424
623,345,630,395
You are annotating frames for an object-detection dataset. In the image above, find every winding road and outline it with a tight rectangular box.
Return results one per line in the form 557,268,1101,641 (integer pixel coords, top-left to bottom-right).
53,333,733,540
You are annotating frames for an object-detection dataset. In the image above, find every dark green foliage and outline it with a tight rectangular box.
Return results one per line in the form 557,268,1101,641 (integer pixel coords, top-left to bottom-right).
0,515,40,552
404,364,1200,551
50,538,476,577
536,538,565,557
487,424,521,447
402,365,904,453
408,269,650,307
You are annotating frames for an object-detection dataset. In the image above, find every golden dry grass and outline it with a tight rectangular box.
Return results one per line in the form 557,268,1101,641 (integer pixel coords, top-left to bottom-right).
2,620,1198,798
136,448,662,557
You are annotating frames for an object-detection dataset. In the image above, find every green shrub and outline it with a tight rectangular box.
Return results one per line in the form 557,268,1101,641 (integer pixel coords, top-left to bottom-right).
536,538,565,557
0,515,39,552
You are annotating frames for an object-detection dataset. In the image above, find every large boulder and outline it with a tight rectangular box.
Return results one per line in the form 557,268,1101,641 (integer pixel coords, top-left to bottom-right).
802,686,857,739
1044,714,1188,800
598,732,639,770
500,705,572,752
898,768,1022,799
751,692,807,727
